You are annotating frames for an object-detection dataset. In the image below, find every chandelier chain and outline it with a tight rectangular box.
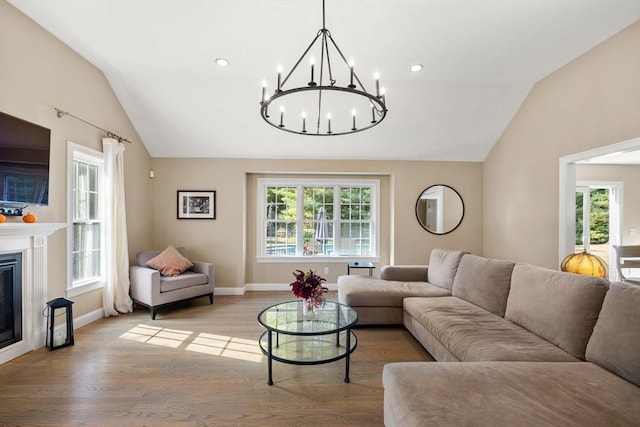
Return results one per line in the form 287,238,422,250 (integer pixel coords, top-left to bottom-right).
322,0,326,29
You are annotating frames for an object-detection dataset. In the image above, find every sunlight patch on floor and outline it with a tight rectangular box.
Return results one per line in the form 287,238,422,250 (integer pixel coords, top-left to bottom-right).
119,324,164,343
147,327,191,348
186,333,265,362
119,324,264,363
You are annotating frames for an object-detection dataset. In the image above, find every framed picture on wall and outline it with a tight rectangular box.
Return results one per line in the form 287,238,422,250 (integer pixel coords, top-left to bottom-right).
177,190,216,219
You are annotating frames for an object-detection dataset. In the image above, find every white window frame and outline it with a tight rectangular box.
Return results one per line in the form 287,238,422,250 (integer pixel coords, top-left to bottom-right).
66,142,105,297
256,177,380,263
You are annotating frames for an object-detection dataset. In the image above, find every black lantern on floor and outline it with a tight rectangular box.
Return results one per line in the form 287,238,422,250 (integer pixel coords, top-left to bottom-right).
46,298,74,350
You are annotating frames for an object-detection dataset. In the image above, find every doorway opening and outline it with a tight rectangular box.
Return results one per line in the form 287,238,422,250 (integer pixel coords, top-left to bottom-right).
559,137,640,280
574,184,621,278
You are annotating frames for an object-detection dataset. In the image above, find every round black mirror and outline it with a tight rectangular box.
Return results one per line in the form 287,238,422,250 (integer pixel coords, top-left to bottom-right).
415,185,464,235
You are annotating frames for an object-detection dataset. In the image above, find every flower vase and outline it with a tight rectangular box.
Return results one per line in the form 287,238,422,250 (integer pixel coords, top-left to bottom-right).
303,300,316,319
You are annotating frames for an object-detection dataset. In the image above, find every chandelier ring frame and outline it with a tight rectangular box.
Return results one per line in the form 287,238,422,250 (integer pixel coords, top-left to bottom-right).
260,86,387,136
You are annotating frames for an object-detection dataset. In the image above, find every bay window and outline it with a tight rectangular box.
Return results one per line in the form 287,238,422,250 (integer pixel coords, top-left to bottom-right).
258,178,379,260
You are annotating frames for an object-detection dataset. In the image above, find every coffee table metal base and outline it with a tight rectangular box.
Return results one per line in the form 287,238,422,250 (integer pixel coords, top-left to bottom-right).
257,300,359,385
259,329,357,385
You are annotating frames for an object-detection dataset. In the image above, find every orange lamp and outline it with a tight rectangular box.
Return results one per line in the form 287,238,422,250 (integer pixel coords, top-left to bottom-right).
561,251,607,278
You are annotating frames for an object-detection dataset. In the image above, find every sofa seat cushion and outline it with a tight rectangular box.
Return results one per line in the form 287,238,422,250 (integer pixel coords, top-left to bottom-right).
403,297,577,362
506,263,609,360
383,361,640,427
338,275,450,308
159,271,208,293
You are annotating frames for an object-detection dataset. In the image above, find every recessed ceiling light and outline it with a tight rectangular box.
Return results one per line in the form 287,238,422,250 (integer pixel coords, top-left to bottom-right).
410,64,423,72
215,58,230,67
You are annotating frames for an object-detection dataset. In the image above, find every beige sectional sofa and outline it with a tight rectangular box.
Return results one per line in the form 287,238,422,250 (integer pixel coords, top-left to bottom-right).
338,249,468,325
337,249,640,426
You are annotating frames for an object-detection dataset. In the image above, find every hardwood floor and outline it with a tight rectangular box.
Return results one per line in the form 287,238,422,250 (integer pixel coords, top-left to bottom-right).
0,291,433,426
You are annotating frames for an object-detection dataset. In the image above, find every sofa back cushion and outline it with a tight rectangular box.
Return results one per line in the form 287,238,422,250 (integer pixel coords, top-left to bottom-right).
586,281,640,387
452,255,515,317
427,249,470,290
505,264,609,360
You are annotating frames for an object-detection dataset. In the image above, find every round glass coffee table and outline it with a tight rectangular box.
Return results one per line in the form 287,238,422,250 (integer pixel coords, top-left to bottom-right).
257,300,358,385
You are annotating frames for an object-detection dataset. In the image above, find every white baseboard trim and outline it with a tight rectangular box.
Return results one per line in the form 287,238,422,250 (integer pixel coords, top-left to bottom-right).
74,307,105,330
214,286,246,295
246,283,337,291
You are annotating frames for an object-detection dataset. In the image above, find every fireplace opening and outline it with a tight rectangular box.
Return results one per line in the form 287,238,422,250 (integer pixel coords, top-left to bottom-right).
0,253,22,350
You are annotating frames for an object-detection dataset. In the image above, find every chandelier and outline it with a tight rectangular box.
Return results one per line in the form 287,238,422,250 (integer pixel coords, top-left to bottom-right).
259,0,387,136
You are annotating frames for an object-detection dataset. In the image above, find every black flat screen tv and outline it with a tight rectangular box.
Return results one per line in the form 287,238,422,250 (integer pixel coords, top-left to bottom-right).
0,111,51,206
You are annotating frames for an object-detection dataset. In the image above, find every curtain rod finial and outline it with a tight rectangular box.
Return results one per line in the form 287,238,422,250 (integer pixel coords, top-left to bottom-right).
55,108,132,143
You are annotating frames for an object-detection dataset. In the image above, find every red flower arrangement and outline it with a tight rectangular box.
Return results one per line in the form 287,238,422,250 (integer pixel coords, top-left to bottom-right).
290,269,326,307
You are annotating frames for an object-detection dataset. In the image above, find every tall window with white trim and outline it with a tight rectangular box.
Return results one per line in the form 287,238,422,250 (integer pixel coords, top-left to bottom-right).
68,144,104,295
258,178,378,259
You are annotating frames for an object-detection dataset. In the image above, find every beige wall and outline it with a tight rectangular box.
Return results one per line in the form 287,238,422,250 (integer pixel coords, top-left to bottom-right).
4,0,481,305
150,158,482,287
576,164,640,246
483,21,640,268
14,1,636,299
0,0,153,317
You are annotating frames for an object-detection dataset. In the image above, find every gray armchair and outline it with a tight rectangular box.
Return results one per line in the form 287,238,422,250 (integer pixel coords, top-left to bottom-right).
129,248,215,319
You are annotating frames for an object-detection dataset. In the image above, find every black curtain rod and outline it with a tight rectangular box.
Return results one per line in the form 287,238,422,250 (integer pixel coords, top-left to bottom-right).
54,108,132,144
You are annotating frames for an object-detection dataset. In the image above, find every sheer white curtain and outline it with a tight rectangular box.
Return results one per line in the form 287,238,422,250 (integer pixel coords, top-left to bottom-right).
102,138,133,316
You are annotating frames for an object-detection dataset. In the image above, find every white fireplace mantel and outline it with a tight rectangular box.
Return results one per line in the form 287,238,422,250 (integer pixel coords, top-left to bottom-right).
0,222,66,237
0,222,66,365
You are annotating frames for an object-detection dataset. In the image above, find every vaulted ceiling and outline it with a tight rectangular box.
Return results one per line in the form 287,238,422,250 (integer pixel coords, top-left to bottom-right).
9,0,640,161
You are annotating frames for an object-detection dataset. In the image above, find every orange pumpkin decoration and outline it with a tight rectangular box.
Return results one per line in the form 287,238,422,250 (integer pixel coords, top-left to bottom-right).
561,250,607,278
0,213,6,223
22,213,37,223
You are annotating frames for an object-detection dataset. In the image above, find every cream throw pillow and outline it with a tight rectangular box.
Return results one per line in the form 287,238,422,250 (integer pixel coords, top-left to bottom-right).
146,245,193,277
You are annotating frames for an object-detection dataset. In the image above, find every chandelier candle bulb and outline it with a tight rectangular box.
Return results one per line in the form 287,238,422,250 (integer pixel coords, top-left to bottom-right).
279,105,285,127
374,72,380,97
327,113,332,134
261,80,267,103
309,57,316,86
349,59,355,88
371,104,377,123
264,93,271,117
352,109,357,130
302,111,307,133
276,65,282,92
